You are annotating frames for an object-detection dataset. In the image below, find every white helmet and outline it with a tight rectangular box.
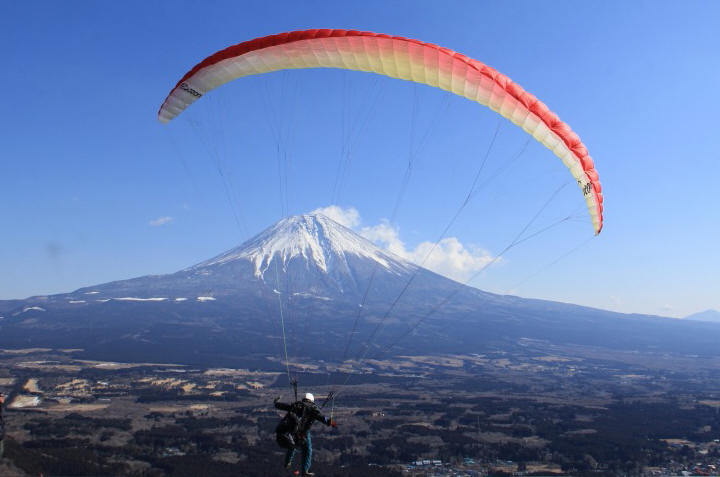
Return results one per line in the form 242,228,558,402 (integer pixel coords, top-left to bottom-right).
304,392,315,403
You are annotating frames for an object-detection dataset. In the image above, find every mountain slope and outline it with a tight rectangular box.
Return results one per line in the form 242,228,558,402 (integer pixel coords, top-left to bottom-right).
685,309,720,323
56,214,426,303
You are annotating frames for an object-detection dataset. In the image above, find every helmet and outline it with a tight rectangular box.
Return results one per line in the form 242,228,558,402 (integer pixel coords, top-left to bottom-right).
304,393,315,403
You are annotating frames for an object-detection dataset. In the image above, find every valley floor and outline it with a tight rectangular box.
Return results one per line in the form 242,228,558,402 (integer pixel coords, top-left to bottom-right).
1,344,720,476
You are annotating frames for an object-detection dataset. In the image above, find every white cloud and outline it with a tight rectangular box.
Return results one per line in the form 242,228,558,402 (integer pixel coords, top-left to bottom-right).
309,205,497,282
359,221,406,256
360,219,496,283
149,216,174,227
310,205,360,228
409,237,495,282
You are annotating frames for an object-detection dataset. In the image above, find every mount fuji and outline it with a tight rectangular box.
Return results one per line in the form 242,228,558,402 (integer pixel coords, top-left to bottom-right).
1,214,720,367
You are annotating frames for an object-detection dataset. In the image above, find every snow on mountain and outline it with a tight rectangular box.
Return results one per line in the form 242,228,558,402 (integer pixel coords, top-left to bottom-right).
190,214,417,279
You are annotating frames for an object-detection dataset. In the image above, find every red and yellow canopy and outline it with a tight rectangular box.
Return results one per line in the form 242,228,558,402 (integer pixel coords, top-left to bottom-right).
159,29,603,234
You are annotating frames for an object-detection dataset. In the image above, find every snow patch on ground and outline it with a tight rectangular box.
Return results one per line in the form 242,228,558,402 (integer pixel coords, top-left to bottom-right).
69,300,86,304
85,291,100,295
113,297,168,302
197,296,216,302
292,292,331,301
22,306,46,313
10,395,41,408
175,297,188,302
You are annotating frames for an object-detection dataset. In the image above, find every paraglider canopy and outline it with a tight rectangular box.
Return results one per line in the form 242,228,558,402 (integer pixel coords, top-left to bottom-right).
158,29,603,234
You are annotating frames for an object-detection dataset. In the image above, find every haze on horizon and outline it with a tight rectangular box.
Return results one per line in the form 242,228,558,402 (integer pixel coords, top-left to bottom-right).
1,1,718,319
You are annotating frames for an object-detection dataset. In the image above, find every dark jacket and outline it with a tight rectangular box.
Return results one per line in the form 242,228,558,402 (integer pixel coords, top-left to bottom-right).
275,399,331,438
0,400,5,439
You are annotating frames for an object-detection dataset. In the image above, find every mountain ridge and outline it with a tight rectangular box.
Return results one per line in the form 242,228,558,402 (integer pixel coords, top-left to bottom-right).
684,309,720,323
1,214,720,367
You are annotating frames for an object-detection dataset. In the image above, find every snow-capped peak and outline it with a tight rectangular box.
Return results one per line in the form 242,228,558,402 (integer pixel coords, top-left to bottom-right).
191,214,415,278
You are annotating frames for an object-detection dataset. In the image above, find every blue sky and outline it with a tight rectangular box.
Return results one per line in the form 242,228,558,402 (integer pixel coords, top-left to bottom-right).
2,1,718,318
